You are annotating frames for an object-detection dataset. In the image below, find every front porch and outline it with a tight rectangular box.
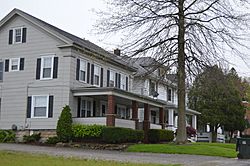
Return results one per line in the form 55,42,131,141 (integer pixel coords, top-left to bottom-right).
71,87,199,142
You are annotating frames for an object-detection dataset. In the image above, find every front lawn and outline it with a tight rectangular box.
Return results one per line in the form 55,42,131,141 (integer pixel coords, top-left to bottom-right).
0,151,179,166
127,143,237,158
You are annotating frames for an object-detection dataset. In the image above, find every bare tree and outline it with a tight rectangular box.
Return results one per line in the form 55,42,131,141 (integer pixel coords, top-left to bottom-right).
95,0,250,143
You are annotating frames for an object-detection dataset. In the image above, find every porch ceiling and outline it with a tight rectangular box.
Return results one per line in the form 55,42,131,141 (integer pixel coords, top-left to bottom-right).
72,87,166,108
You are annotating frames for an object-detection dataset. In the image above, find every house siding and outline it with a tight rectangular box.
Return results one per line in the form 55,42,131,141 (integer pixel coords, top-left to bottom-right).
0,15,71,129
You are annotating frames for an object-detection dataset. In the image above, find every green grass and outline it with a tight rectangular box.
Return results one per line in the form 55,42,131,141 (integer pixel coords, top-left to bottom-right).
0,151,179,166
127,143,237,158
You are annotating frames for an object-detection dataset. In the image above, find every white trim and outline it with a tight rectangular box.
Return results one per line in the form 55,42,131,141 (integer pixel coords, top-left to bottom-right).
109,69,115,87
40,55,54,80
79,58,87,83
9,58,20,72
80,97,93,117
12,27,23,44
120,73,127,90
31,95,49,118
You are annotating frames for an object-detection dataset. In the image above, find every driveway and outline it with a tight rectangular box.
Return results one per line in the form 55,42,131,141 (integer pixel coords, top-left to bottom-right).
0,143,250,166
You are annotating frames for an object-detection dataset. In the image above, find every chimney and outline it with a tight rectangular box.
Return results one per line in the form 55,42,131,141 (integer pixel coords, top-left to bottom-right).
114,48,121,56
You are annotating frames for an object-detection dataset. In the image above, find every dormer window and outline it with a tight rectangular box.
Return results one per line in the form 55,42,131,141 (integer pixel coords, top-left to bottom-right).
9,27,27,44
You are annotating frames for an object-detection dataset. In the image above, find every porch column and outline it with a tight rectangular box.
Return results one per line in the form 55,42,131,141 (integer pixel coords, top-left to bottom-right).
168,109,174,130
132,100,139,130
159,107,165,129
143,103,150,143
192,115,197,130
106,95,115,126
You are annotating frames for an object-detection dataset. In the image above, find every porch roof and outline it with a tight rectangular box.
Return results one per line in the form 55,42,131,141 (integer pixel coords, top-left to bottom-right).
72,87,166,108
165,102,201,115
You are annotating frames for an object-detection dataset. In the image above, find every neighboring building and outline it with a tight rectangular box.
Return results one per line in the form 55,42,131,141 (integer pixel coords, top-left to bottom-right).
0,9,199,140
127,57,200,132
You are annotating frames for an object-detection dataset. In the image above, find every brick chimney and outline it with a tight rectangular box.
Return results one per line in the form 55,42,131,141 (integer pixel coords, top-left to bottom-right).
114,48,121,56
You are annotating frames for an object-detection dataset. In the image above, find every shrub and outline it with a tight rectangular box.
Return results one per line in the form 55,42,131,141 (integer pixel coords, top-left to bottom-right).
72,124,105,141
102,127,143,144
45,136,60,144
0,130,15,143
23,133,41,143
56,105,72,142
148,129,174,143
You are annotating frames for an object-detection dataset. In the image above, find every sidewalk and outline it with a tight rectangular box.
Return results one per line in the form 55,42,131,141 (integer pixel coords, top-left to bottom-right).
0,143,249,166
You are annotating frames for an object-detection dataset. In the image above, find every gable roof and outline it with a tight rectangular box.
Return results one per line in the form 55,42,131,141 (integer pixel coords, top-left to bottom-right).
0,8,136,72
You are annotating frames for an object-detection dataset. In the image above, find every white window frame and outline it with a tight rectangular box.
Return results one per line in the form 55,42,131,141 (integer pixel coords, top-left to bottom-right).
109,69,115,87
40,55,54,80
167,88,172,102
31,95,49,118
120,73,126,90
13,27,23,44
79,59,87,82
93,64,101,86
9,58,20,72
117,104,127,119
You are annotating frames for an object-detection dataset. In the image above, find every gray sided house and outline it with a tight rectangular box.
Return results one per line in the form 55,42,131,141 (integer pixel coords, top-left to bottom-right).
0,9,199,141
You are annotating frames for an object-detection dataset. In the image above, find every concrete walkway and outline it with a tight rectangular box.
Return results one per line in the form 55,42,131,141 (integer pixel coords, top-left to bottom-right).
0,143,250,166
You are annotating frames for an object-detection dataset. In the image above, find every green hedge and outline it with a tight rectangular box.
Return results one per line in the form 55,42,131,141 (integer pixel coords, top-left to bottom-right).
72,124,105,141
148,129,174,143
102,127,143,143
45,136,60,144
0,130,15,143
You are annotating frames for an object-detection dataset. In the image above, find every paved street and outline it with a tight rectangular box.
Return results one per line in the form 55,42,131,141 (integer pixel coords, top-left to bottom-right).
0,143,250,166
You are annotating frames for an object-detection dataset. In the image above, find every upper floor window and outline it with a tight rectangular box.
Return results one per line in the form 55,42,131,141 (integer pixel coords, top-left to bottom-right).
167,88,172,101
41,56,53,79
108,70,115,87
120,74,126,90
94,65,101,86
4,58,25,72
10,58,20,71
80,59,87,82
149,80,158,97
9,27,27,44
36,55,58,80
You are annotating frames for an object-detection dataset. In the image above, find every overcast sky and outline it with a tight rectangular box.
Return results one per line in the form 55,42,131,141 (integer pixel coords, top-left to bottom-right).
1,0,250,77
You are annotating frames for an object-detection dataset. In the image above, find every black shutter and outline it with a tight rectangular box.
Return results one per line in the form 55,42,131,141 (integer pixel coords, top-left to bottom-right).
100,68,103,87
93,101,96,117
9,30,13,44
91,64,94,85
76,59,80,80
115,105,117,114
53,57,58,78
48,96,54,118
115,73,118,87
87,63,90,83
20,58,25,70
5,59,9,72
27,96,32,118
126,76,128,91
107,70,110,87
36,58,41,80
77,97,81,117
22,28,27,43
118,74,121,89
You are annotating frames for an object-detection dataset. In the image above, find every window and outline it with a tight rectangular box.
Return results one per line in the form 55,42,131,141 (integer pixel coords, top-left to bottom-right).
10,58,20,71
94,65,100,86
0,62,3,81
109,70,115,87
80,59,86,82
41,56,53,79
167,88,172,101
117,105,129,119
32,96,49,118
120,74,126,90
149,80,156,96
151,111,157,124
81,99,92,117
14,28,22,43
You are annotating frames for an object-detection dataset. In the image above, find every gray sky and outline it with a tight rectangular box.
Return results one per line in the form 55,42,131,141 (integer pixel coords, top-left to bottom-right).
1,0,249,77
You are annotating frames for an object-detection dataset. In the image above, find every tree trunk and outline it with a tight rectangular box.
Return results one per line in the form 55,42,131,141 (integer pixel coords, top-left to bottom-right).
176,0,187,144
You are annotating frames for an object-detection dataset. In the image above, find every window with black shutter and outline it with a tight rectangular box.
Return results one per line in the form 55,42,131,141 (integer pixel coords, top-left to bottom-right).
9,27,27,44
